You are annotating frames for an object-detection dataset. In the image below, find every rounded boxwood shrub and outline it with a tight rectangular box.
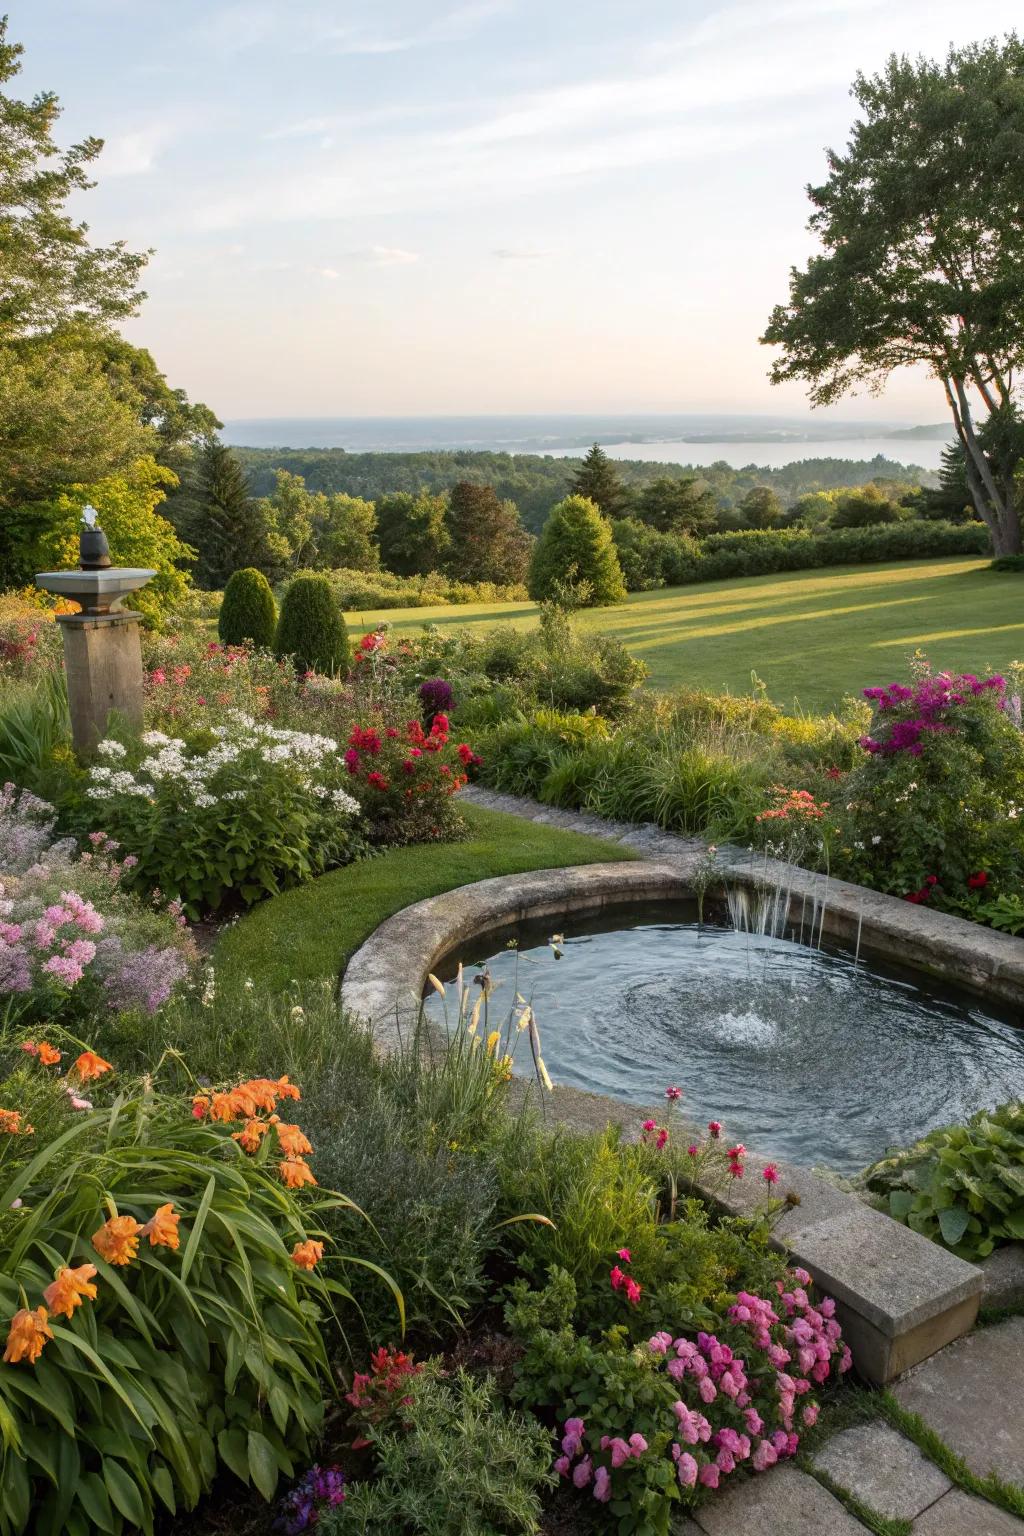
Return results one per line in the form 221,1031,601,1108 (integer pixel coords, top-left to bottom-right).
528,494,627,606
218,566,277,647
275,573,351,674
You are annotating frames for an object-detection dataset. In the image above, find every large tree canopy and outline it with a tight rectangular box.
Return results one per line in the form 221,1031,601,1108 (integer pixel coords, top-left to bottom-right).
763,34,1024,554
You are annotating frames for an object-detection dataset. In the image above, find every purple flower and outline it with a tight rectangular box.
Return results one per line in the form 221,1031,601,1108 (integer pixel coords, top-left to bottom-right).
419,678,455,719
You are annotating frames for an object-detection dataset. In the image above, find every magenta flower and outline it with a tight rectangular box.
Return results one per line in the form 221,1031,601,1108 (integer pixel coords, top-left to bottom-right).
665,1085,682,1101
616,1248,631,1263
593,1467,611,1503
762,1163,780,1185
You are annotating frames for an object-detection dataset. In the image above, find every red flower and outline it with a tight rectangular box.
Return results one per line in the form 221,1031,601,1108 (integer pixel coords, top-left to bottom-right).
456,743,475,765
367,771,389,791
967,871,989,889
762,1163,780,1185
609,1265,625,1291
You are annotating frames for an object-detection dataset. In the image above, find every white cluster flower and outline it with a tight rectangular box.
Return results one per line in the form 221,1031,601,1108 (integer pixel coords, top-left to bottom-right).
95,739,127,760
331,788,361,816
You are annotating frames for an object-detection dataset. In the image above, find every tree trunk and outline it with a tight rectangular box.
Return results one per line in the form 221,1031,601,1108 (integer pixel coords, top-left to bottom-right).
943,377,1022,555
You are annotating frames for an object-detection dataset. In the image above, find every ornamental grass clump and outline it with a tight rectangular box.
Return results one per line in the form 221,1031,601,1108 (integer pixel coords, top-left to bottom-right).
0,1048,399,1536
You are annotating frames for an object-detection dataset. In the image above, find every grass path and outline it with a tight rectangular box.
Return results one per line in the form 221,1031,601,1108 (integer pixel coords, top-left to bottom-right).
347,558,1023,709
214,802,633,993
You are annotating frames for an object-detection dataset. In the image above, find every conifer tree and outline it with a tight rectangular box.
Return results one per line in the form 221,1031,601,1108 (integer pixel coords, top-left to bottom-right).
570,444,632,518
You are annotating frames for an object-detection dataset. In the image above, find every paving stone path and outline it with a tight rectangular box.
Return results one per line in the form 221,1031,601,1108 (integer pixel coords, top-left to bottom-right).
462,787,1024,1535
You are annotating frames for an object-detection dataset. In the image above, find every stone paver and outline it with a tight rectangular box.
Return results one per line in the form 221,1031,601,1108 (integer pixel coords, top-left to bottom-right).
979,1244,1024,1310
689,1465,865,1535
811,1421,951,1520
893,1318,1024,1486
913,1489,1024,1535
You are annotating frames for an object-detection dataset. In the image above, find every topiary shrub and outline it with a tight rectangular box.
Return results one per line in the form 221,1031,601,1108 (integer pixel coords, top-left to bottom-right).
218,566,277,647
275,573,351,674
527,495,627,607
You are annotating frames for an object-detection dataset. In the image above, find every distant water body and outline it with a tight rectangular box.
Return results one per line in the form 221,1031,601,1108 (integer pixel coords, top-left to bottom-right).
221,415,952,473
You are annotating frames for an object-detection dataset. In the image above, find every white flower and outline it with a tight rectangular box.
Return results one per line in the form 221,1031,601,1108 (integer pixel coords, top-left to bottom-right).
331,789,361,816
871,835,882,845
853,840,864,851
96,739,127,759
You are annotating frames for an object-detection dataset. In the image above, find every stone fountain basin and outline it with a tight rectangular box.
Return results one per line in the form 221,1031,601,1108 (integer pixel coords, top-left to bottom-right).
36,568,156,616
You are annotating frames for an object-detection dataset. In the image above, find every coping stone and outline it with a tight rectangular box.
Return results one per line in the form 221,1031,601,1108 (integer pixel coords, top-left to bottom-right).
912,1490,1024,1535
809,1421,951,1520
979,1244,1024,1310
689,1464,865,1535
892,1318,1024,1486
340,860,986,1385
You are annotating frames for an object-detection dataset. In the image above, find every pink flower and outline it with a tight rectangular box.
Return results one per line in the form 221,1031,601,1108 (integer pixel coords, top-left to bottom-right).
554,1456,570,1477
698,1463,720,1489
42,955,84,987
627,1434,648,1457
572,1457,592,1489
708,1121,722,1138
674,1449,698,1487
609,1265,625,1292
616,1248,631,1263
687,1144,698,1157
641,1118,657,1133
656,1129,669,1150
624,1278,642,1306
802,1403,819,1427
752,1440,778,1473
593,1467,611,1503
561,1418,585,1457
665,1085,682,1101
607,1439,631,1469
150,668,166,685
762,1163,780,1185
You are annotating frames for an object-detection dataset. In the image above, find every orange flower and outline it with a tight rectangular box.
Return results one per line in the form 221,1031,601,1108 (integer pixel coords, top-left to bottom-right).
232,1118,270,1154
36,1042,62,1066
0,1109,32,1136
275,1122,313,1159
275,1076,301,1102
73,1051,112,1083
91,1214,142,1266
141,1204,180,1250
279,1157,316,1189
43,1263,98,1319
290,1239,324,1271
3,1307,53,1364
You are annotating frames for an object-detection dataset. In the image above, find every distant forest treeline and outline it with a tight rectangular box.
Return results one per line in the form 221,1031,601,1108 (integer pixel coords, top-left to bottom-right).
232,447,938,535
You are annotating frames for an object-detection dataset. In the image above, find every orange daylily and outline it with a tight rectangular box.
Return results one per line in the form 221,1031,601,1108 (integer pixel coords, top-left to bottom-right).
141,1204,180,1250
290,1239,324,1270
92,1214,143,1266
275,1122,313,1159
43,1264,98,1319
36,1042,62,1066
279,1157,316,1190
0,1109,33,1136
3,1307,53,1364
232,1118,270,1154
73,1051,113,1083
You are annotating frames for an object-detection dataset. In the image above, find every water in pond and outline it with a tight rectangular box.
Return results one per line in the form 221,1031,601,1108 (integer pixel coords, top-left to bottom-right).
422,906,1024,1173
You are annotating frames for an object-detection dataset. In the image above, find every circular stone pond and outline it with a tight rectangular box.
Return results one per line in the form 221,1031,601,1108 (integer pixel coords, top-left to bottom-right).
422,901,1024,1174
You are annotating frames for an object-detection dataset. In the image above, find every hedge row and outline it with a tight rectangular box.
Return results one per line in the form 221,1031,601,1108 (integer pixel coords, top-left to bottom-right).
611,519,990,591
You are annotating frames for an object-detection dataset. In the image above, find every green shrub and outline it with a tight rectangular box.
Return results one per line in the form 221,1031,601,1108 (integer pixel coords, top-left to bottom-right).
610,518,699,591
857,1101,1024,1260
299,567,528,610
528,495,627,606
218,567,277,647
82,715,367,917
990,553,1024,571
275,574,351,674
334,1364,554,1536
685,520,988,584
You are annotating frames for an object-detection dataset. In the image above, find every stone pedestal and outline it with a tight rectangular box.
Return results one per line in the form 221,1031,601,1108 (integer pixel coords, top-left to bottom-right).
57,611,145,756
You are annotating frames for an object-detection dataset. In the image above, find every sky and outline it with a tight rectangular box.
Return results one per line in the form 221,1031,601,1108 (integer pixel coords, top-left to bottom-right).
11,0,1024,422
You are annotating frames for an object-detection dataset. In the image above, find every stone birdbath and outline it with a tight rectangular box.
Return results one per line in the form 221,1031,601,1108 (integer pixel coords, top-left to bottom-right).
35,507,155,756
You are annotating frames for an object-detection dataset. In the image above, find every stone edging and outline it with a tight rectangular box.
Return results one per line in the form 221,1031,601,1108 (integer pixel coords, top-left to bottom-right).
340,853,1004,1386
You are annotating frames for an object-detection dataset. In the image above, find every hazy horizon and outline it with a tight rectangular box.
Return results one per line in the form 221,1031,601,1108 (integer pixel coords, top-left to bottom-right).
14,0,1023,421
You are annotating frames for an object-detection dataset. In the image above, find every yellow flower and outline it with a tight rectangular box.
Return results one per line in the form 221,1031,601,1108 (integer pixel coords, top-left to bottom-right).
3,1307,53,1365
290,1239,324,1270
141,1203,180,1250
43,1264,98,1319
486,1030,501,1056
92,1214,143,1266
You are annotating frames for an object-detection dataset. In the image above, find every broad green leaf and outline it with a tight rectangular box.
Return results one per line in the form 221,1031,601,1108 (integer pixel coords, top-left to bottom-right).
937,1206,971,1247
247,1430,279,1501
103,1458,150,1534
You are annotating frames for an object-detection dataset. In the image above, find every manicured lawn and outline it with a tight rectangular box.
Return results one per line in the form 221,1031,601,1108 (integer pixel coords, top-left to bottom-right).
346,558,1024,709
214,801,633,993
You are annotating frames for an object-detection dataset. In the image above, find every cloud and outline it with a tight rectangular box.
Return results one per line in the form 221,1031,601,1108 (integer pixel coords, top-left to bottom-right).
99,129,167,176
361,246,420,266
492,247,547,260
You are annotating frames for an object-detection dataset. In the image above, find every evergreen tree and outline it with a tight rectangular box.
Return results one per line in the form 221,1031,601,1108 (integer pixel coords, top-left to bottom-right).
219,568,277,648
635,475,717,536
570,444,632,518
173,439,285,588
445,482,533,584
275,574,351,675
528,495,627,607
